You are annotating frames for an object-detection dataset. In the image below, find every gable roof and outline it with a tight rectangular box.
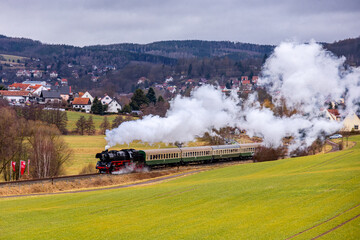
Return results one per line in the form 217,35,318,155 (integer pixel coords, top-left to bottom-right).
72,97,91,105
328,109,340,116
0,90,31,96
40,90,61,98
9,83,30,90
51,86,71,95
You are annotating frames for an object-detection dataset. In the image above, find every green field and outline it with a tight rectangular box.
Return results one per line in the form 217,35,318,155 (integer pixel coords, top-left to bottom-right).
66,111,120,132
1,136,359,239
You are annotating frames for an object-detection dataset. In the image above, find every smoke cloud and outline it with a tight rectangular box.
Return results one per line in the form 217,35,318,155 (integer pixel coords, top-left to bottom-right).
106,41,360,150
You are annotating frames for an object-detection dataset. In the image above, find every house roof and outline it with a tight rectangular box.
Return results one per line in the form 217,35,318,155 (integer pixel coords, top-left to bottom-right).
72,97,90,105
328,109,340,116
0,90,31,96
40,90,61,98
9,83,30,90
51,86,71,95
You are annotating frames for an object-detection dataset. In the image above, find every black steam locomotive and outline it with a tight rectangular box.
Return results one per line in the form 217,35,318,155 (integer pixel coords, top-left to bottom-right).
95,149,145,173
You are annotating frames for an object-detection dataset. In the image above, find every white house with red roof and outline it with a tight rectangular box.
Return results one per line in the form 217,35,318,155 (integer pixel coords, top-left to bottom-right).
72,97,91,113
0,90,31,105
61,78,68,86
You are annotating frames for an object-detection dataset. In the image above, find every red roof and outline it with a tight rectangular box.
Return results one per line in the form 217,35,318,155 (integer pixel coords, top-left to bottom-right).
9,83,30,90
328,109,340,116
0,90,31,96
61,78,68,82
72,97,90,105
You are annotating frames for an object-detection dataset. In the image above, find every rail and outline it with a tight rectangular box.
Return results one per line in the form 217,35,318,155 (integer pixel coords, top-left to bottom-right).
0,173,100,187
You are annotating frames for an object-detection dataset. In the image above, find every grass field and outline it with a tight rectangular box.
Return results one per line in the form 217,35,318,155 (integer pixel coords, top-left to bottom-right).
0,54,28,62
1,136,359,239
66,111,120,132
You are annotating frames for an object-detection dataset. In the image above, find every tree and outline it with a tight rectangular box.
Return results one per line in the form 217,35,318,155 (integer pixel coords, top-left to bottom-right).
187,63,193,76
100,116,111,134
130,89,148,110
27,121,72,178
91,97,106,115
122,104,131,113
146,87,157,104
0,107,27,181
112,116,125,129
85,116,96,135
157,95,165,102
75,116,87,135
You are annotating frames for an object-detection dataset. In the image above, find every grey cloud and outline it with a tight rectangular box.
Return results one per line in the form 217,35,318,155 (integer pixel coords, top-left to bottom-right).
0,0,359,46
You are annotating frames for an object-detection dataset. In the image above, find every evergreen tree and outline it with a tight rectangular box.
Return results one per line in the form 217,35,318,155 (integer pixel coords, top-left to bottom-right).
91,97,106,115
157,95,165,102
130,89,148,110
100,116,111,134
122,104,131,113
85,116,96,135
146,87,157,104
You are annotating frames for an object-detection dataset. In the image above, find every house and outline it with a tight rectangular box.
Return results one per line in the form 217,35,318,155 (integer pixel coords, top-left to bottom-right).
50,71,58,78
342,113,360,132
51,86,72,101
0,90,31,105
72,97,91,113
325,109,341,122
28,85,47,96
22,80,51,88
8,83,30,91
101,94,112,105
16,70,31,78
106,99,122,113
252,76,259,84
165,76,174,83
61,78,68,86
137,77,148,85
40,90,62,104
32,70,42,78
185,79,194,85
81,91,94,103
241,76,248,82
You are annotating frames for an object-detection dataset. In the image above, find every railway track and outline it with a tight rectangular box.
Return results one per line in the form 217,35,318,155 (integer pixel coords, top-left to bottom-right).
0,173,101,187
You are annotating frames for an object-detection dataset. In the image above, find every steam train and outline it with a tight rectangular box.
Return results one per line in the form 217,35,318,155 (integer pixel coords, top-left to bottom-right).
96,143,261,173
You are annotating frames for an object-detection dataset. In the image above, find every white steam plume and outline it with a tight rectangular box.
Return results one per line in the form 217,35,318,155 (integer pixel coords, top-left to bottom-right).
106,41,360,150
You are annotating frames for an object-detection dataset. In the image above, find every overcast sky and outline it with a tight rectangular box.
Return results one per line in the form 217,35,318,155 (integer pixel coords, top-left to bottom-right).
0,0,359,47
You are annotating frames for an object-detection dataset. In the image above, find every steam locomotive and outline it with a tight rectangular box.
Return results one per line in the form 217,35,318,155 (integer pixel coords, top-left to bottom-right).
96,143,260,173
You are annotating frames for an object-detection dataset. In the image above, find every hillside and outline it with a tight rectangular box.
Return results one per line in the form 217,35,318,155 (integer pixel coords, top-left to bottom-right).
1,136,359,239
0,35,359,93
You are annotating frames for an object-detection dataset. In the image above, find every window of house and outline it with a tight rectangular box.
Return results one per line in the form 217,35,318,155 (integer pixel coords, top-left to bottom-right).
355,125,359,130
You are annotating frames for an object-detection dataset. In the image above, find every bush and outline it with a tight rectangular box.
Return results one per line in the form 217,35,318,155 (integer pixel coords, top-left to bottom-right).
253,146,285,162
79,163,97,174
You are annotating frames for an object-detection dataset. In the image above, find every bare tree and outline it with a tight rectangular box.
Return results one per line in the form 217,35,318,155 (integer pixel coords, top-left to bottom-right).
75,116,87,135
27,121,72,178
100,116,111,134
85,116,96,135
